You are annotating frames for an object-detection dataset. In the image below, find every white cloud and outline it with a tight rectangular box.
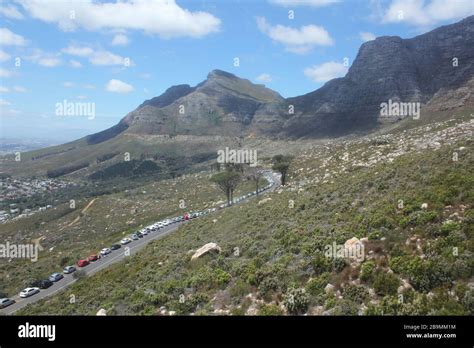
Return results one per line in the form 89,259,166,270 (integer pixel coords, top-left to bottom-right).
0,49,11,61
304,61,348,83
13,86,27,92
0,5,24,20
255,73,273,83
257,17,333,54
105,79,134,94
37,57,61,67
69,59,82,68
89,50,129,66
0,28,27,46
0,68,14,77
83,84,96,89
382,0,474,27
0,86,9,93
63,82,74,88
269,0,339,7
359,31,376,42
62,44,132,66
26,49,61,67
19,0,221,39
111,34,129,46
76,95,87,100
0,98,11,106
61,45,94,57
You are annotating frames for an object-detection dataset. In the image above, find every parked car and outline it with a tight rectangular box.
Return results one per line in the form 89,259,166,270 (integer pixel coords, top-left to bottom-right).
0,298,15,308
120,238,132,245
30,279,53,289
100,248,111,256
19,287,39,298
77,259,89,267
110,244,121,250
88,254,99,262
131,233,139,240
63,266,76,274
49,273,64,282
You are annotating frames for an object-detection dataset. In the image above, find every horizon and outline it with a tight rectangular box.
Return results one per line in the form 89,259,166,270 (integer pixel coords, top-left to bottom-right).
1,0,474,143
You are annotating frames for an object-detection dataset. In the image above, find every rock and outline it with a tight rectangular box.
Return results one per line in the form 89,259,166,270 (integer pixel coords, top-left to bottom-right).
191,242,221,261
358,304,368,315
397,279,413,294
421,203,428,209
258,198,272,205
360,237,369,243
343,237,365,262
368,288,376,298
308,306,325,315
96,308,107,316
325,283,335,294
168,311,176,316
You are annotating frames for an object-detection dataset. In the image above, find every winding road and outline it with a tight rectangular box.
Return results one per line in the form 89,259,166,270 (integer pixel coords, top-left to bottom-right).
0,171,280,315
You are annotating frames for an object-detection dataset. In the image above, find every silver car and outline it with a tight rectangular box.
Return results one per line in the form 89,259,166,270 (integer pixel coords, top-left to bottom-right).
0,298,15,308
19,287,40,298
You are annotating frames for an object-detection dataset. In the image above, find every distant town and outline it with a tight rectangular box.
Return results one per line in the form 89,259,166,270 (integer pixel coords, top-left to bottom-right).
0,177,73,223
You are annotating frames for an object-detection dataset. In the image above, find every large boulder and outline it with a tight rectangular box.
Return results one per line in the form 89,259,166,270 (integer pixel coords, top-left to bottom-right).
191,243,221,261
344,237,365,263
96,308,107,316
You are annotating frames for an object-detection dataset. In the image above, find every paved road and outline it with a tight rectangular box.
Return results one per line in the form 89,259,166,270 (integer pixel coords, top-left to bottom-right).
0,171,281,315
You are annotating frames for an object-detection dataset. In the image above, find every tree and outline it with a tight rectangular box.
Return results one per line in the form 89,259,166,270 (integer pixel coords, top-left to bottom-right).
272,155,292,186
210,171,242,205
246,166,264,195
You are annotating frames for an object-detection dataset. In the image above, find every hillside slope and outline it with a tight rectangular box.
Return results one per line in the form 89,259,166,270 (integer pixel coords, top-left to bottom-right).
17,111,474,316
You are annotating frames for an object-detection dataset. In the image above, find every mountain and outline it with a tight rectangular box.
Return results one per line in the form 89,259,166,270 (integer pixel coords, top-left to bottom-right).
285,15,474,138
91,69,284,143
3,16,474,177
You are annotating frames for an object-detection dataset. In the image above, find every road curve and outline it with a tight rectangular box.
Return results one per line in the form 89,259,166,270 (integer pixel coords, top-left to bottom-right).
0,171,281,315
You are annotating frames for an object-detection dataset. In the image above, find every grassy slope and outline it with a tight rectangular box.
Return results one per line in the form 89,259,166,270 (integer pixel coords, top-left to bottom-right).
0,171,267,297
16,114,473,315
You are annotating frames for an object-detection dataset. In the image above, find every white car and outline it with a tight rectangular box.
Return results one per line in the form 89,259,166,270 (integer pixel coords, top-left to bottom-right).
120,238,132,245
20,287,40,298
100,248,111,256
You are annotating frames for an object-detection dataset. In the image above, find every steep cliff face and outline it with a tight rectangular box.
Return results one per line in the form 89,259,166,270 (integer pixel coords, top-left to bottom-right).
284,15,474,138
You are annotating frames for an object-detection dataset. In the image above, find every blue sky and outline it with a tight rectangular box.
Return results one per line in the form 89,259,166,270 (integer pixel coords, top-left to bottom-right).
1,0,473,143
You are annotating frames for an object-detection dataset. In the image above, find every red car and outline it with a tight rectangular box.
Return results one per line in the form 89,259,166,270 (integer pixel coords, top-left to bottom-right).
88,254,99,262
77,259,89,267
183,213,189,221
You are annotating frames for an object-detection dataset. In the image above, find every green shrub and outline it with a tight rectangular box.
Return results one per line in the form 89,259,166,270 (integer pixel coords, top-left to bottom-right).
343,284,369,304
332,299,360,315
360,261,375,283
462,290,474,315
373,271,399,296
258,303,284,316
311,254,332,275
283,287,309,314
258,277,280,299
305,273,330,297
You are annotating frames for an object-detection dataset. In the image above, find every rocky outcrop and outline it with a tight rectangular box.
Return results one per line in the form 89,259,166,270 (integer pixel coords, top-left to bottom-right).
284,15,474,138
190,242,221,261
